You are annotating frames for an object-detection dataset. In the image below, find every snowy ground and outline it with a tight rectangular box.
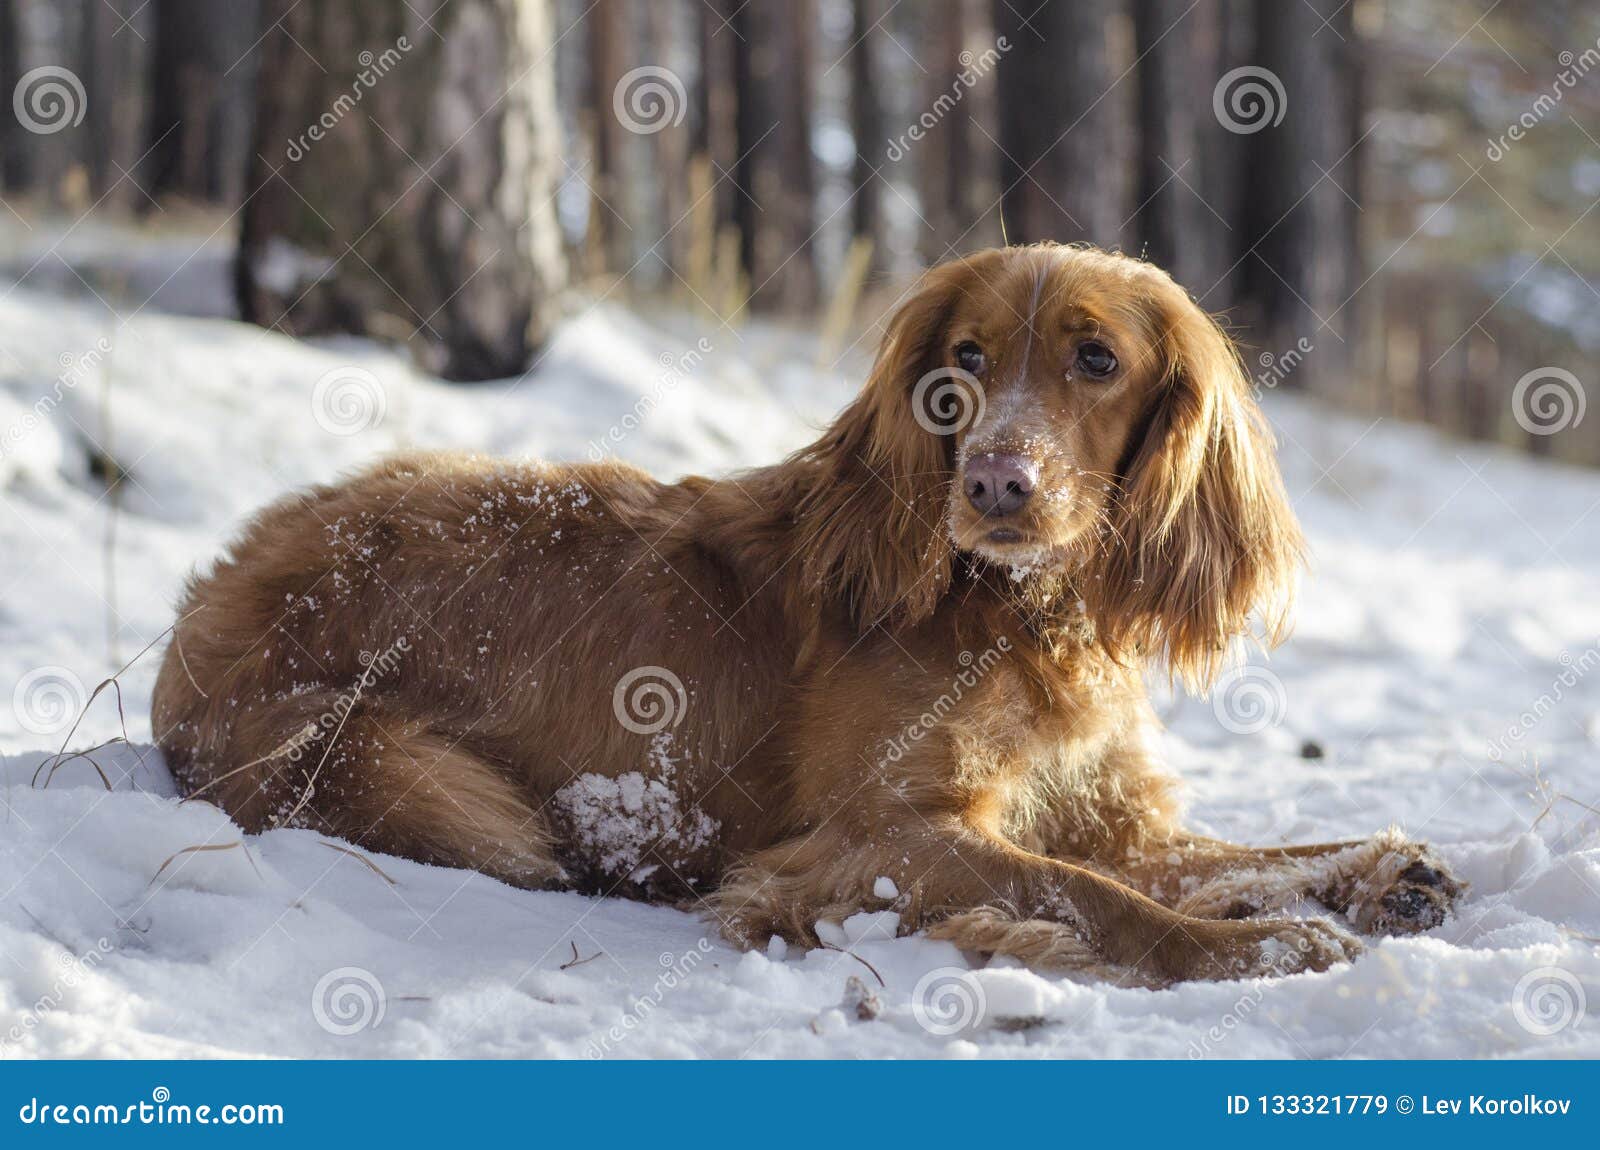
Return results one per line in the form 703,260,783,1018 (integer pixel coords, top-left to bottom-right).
0,282,1596,1058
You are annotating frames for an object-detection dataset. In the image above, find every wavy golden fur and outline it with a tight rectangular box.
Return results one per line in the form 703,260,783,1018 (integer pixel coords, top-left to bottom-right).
153,245,1460,984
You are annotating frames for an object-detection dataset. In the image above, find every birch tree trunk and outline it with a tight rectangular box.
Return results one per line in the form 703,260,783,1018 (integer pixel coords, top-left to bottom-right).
236,0,568,381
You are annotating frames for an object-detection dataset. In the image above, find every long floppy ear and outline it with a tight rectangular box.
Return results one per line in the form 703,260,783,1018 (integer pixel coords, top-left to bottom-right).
1090,286,1304,689
793,265,971,630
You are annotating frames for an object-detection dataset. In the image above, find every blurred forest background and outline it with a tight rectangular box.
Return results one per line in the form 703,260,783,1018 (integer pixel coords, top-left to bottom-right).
1,0,1597,462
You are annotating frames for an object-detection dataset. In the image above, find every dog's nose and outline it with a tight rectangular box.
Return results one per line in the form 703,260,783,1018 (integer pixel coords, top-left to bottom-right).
963,453,1037,517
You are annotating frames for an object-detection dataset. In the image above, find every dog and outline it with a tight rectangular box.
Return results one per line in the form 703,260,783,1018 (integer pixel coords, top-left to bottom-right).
153,244,1462,984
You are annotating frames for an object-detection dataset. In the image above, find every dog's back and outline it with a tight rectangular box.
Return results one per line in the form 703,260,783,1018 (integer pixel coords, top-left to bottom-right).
152,450,794,892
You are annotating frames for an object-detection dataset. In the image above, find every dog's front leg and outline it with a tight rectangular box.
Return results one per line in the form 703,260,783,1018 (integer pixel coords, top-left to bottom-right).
916,821,1364,982
1122,831,1465,936
718,816,1360,983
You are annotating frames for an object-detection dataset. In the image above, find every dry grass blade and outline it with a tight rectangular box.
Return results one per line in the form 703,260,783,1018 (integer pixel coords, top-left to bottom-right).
35,737,122,791
558,940,601,970
147,840,263,887
171,621,210,699
32,606,206,790
819,941,886,987
18,904,73,951
278,652,385,830
180,734,305,804
320,841,397,885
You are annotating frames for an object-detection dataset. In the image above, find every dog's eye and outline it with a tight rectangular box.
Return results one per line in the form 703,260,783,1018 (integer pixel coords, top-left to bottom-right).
1075,341,1117,378
954,342,987,375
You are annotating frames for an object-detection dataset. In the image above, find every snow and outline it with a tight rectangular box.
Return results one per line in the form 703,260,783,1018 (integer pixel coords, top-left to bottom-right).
1,285,1597,1058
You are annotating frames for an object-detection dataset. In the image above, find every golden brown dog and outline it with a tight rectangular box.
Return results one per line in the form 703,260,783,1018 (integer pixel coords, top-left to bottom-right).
153,244,1461,984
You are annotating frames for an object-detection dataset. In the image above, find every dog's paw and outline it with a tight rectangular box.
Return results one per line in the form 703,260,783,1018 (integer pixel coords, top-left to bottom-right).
1158,916,1361,982
1345,844,1465,936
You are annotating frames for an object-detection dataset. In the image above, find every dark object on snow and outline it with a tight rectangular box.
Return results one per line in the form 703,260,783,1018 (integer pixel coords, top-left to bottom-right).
1300,739,1325,761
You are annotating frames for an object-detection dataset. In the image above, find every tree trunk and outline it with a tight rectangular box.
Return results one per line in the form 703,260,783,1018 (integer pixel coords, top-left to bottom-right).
236,0,568,381
850,0,885,274
81,0,152,209
694,0,740,238
0,0,28,193
732,0,816,312
1133,0,1215,288
644,0,690,281
585,0,629,278
3,0,89,204
1238,0,1359,393
145,0,260,204
1192,0,1252,312
993,0,1129,247
914,0,974,263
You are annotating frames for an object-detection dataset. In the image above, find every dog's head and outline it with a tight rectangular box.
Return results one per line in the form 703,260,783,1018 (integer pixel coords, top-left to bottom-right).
801,244,1302,686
